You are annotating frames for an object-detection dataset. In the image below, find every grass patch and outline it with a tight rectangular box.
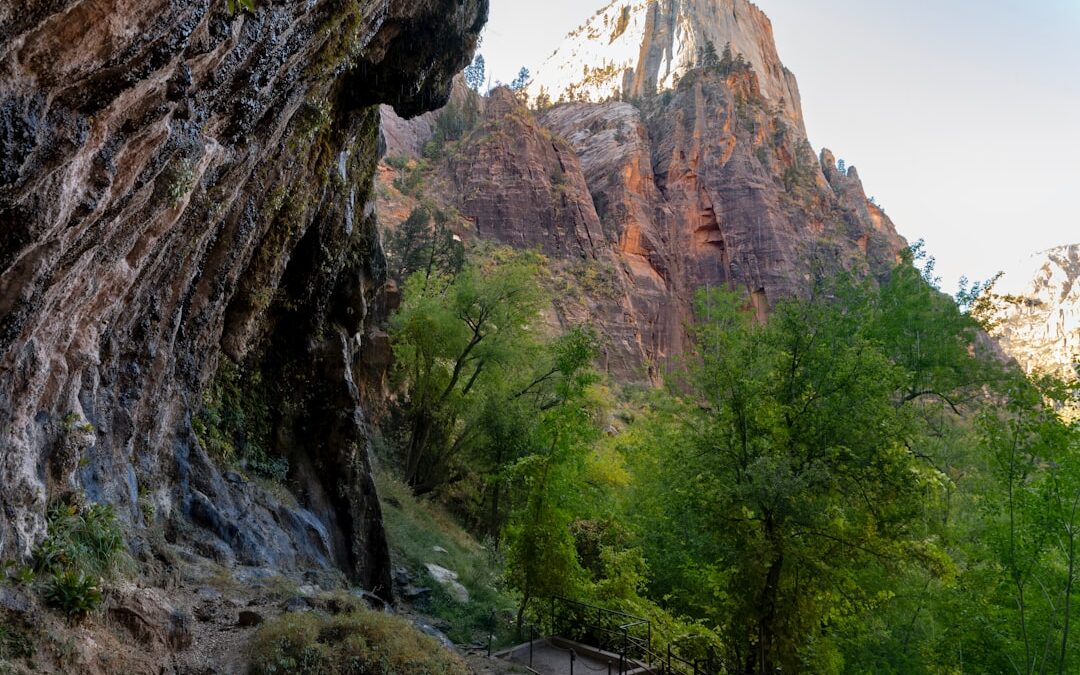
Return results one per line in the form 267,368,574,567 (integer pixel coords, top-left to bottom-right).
249,608,470,675
377,473,518,646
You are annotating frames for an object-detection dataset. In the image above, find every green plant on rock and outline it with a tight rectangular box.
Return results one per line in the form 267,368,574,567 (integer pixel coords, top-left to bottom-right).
225,0,255,15
164,158,196,206
32,502,125,580
28,498,125,620
1,560,35,587
194,358,289,482
42,570,103,620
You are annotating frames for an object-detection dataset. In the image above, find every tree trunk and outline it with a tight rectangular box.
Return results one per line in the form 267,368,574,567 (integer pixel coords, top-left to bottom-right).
758,553,784,674
516,593,531,637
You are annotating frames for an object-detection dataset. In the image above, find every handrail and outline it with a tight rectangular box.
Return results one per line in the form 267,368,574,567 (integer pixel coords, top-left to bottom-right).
543,596,725,675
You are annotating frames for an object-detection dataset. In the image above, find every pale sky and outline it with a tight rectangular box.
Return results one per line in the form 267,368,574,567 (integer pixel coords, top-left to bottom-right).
481,0,1080,292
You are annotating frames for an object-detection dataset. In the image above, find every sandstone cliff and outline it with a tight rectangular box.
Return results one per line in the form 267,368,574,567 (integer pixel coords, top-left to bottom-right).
989,244,1080,380
379,2,906,381
0,0,486,601
525,0,806,132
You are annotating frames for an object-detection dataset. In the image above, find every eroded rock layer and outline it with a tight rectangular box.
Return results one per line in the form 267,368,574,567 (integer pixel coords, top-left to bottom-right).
0,0,487,592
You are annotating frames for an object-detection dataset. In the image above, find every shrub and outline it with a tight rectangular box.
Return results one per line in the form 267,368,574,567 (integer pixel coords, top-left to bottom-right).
32,502,125,579
42,570,103,619
249,609,470,675
28,499,125,620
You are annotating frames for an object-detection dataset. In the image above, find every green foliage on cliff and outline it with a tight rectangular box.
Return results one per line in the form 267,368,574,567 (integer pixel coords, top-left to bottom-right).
384,206,464,282
8,499,129,619
193,358,288,482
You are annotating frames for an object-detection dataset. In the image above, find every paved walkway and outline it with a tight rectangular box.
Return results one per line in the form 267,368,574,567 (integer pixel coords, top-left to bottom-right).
498,638,628,675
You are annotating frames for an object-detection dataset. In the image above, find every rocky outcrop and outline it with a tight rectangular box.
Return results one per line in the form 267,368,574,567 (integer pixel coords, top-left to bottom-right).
0,0,487,596
989,244,1080,380
449,88,605,258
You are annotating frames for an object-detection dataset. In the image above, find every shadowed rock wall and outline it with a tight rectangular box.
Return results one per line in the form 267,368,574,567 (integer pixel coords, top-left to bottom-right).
0,0,487,596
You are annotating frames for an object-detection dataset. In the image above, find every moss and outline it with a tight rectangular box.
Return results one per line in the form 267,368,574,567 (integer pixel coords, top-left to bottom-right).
306,0,369,80
0,612,34,662
193,357,288,482
162,158,196,206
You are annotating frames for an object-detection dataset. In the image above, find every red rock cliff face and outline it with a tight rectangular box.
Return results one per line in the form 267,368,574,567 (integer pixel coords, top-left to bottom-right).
450,88,606,258
0,0,487,591
381,67,906,381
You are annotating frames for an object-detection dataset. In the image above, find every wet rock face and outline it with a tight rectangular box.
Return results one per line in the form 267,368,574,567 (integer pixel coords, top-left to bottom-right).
0,0,487,594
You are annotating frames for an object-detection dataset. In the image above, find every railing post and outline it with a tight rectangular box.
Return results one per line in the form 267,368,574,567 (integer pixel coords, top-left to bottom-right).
487,609,494,658
529,624,534,668
622,628,628,675
570,648,576,675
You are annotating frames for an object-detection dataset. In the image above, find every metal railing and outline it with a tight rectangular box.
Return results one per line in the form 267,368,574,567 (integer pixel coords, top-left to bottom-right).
542,596,726,675
549,596,652,664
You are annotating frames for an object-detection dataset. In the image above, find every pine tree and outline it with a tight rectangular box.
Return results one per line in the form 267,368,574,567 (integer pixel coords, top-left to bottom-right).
463,54,486,92
510,67,531,92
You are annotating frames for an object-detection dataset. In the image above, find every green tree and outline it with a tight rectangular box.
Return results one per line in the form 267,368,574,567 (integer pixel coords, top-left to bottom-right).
873,245,999,413
503,330,601,629
699,40,720,68
634,278,946,673
391,253,543,493
384,206,464,283
510,67,531,92
391,250,598,503
463,54,486,92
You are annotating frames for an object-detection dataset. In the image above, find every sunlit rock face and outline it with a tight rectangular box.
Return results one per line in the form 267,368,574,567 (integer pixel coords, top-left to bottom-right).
525,0,806,132
379,0,907,383
990,245,1080,380
0,0,487,591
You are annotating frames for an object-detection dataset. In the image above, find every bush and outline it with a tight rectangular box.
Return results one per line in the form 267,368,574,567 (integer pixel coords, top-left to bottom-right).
42,570,103,619
249,609,470,675
32,502,125,579
29,499,125,620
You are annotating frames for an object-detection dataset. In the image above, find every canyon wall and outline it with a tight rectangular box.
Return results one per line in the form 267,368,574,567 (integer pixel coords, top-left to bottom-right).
525,0,806,132
990,244,1080,380
379,0,906,380
0,0,486,592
